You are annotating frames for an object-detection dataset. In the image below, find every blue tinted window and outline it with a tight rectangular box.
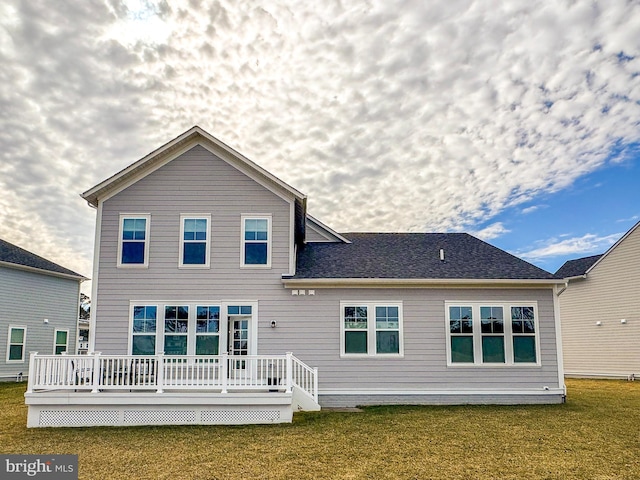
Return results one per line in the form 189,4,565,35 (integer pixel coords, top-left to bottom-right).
245,243,267,265
121,217,147,264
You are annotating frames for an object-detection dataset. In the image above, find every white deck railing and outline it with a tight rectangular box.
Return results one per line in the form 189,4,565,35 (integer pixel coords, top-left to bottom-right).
26,352,318,401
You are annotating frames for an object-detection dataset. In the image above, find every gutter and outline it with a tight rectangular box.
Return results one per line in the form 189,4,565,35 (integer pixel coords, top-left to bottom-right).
282,277,564,289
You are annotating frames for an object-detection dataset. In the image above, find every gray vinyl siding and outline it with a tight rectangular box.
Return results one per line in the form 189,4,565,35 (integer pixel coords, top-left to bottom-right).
94,145,294,353
93,144,561,403
559,226,640,378
305,227,333,242
0,266,79,380
257,288,560,394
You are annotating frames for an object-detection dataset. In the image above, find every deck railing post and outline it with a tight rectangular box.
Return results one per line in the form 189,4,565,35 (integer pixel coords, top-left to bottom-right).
285,352,293,394
221,353,228,393
26,352,37,393
313,367,319,401
91,352,101,393
156,353,164,393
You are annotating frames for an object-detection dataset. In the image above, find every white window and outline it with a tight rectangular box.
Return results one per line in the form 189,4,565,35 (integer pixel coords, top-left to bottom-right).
340,302,403,356
179,215,211,268
118,214,151,267
6,326,26,362
196,306,220,355
53,329,69,355
163,305,189,355
445,302,540,366
241,215,272,268
129,302,257,356
131,305,157,355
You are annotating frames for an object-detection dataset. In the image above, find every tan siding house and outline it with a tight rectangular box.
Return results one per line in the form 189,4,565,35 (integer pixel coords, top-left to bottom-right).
556,221,640,378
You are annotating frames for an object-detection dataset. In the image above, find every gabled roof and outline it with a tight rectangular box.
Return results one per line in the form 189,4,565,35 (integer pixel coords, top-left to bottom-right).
81,126,307,208
554,254,602,279
289,233,557,282
554,220,640,279
305,214,351,243
0,239,85,280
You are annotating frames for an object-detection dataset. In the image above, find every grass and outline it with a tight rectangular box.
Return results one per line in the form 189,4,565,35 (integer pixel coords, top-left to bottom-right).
1,379,639,479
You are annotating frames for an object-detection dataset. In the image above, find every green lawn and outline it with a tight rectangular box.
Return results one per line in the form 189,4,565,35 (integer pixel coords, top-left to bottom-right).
1,379,639,479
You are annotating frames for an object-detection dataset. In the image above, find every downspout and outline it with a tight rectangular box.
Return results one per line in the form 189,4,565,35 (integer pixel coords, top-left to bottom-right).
553,283,566,401
88,199,103,353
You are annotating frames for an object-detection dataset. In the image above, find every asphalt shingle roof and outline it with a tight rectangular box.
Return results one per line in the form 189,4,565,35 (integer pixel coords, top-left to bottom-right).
293,233,555,280
0,238,84,279
554,254,602,279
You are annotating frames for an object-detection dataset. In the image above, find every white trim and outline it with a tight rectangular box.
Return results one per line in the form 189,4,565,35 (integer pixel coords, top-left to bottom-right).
89,201,102,353
240,215,272,269
178,214,211,269
6,325,27,363
289,205,296,276
585,220,640,274
319,388,565,396
53,328,69,355
127,301,259,356
305,214,351,243
444,301,541,367
82,127,306,208
553,284,566,390
129,303,159,355
339,301,404,358
0,261,86,281
283,278,562,288
117,213,151,268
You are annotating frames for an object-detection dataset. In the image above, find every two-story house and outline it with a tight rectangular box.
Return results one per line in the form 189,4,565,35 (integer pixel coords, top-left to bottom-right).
1,239,85,382
25,126,565,427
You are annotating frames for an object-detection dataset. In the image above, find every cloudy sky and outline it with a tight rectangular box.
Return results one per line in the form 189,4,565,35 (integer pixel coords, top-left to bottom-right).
1,0,639,293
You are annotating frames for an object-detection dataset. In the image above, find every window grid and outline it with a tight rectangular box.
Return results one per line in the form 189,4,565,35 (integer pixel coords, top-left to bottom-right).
446,303,539,366
196,306,220,355
180,215,210,267
132,306,157,355
341,303,403,356
241,216,271,267
7,326,26,362
119,214,150,267
164,305,189,355
54,329,68,355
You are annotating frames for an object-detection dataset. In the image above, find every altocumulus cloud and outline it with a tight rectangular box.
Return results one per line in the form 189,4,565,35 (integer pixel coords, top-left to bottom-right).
0,0,639,284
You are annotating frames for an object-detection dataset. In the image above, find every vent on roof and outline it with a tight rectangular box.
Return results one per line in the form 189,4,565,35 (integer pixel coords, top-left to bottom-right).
439,248,445,262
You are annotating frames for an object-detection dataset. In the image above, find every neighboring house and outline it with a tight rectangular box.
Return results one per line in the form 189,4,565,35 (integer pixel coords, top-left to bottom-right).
77,318,90,354
556,221,640,379
0,239,85,381
25,126,565,427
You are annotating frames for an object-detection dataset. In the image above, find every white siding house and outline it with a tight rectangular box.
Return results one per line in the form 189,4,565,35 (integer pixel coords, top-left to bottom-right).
25,126,566,427
0,239,85,381
556,221,640,379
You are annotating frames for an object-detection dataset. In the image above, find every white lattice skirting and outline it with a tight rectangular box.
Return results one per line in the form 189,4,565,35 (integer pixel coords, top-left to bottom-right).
25,392,293,427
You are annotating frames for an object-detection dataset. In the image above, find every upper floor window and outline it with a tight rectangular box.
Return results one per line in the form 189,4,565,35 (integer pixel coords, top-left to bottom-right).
445,302,540,366
118,214,150,267
6,326,26,362
340,302,403,357
180,215,211,267
241,215,272,267
54,329,68,355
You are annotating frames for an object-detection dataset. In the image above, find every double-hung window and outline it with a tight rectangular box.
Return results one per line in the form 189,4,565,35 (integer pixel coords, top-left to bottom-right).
164,306,189,355
196,306,220,355
6,326,26,362
341,302,403,356
180,215,210,267
446,302,539,366
118,214,150,267
241,215,271,267
132,306,157,355
54,329,68,355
